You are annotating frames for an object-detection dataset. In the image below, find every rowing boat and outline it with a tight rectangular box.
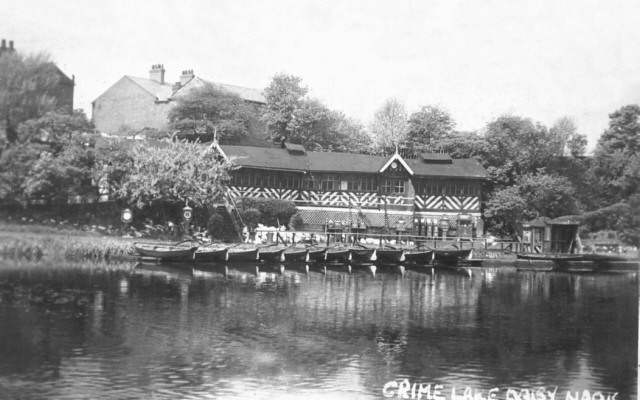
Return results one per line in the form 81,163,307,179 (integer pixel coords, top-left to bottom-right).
259,247,286,262
134,242,198,262
403,250,434,264
195,246,228,262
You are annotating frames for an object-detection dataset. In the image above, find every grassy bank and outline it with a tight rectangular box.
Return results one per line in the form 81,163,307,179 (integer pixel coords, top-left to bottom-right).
0,222,137,263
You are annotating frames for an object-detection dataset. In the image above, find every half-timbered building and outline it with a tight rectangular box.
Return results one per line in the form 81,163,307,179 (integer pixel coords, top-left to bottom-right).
216,143,488,238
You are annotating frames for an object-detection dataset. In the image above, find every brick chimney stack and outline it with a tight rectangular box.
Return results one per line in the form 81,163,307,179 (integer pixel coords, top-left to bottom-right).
0,39,15,56
149,64,165,84
180,69,195,86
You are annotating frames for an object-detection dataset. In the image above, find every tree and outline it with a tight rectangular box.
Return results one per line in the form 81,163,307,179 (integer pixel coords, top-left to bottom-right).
404,105,456,152
484,172,581,237
590,104,640,205
116,140,233,210
483,115,559,188
549,117,588,157
0,110,95,207
168,83,255,144
0,51,61,145
369,98,408,152
331,115,371,154
261,74,308,145
433,130,488,160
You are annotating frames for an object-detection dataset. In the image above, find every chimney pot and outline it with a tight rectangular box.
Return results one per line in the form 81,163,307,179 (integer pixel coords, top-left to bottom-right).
180,69,195,86
149,63,165,84
10,40,14,50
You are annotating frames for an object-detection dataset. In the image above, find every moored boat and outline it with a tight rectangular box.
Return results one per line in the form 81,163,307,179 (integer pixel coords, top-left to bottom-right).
134,242,198,262
194,246,228,262
515,253,584,262
259,247,286,262
227,247,259,262
349,247,375,261
308,247,328,262
433,249,472,264
375,248,404,263
283,248,309,262
403,250,434,265
326,248,351,262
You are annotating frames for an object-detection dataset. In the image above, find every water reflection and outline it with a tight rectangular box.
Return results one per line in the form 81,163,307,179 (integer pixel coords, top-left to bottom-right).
0,260,636,399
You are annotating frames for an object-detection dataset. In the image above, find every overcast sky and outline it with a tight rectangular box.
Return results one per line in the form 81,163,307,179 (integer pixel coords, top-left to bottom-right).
3,0,640,151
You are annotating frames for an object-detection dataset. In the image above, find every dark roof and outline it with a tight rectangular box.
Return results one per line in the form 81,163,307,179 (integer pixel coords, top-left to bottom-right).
407,157,487,179
284,142,306,154
220,145,487,178
420,153,452,162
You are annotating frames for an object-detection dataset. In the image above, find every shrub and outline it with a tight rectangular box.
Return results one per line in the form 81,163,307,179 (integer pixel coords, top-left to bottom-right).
241,208,262,232
238,197,297,227
207,213,224,239
289,212,304,230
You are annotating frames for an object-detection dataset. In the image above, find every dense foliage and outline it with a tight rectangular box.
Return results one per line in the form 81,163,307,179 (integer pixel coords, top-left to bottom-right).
237,197,297,228
168,83,259,144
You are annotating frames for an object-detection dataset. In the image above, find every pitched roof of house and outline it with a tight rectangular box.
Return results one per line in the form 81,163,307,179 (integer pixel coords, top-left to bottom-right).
127,76,174,101
171,76,266,103
219,145,487,178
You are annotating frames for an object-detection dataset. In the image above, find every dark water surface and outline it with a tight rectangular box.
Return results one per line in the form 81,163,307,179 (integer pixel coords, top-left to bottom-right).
0,261,636,399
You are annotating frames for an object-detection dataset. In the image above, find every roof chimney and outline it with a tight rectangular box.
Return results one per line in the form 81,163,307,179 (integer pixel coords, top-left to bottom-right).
149,64,165,84
180,69,195,86
9,40,13,50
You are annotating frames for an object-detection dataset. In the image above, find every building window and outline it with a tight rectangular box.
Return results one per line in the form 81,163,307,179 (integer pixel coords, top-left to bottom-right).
302,174,314,190
281,174,300,189
382,179,405,194
320,174,338,191
346,175,377,192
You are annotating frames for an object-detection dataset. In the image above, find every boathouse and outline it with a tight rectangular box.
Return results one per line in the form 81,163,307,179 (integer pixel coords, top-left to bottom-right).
521,216,581,253
216,143,488,238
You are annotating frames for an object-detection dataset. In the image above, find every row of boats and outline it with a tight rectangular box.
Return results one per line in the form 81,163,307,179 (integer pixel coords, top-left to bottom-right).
132,242,473,265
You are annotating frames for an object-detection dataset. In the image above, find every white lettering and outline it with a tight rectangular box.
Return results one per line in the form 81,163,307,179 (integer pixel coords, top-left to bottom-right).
508,389,522,400
433,384,445,400
566,392,580,400
547,387,558,400
580,390,591,400
417,384,432,399
488,388,499,400
383,381,398,398
398,379,411,399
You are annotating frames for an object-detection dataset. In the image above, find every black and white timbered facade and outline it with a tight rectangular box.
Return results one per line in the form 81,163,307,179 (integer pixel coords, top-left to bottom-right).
216,143,487,237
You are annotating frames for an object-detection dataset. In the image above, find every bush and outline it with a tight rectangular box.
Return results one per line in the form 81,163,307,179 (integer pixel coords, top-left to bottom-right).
241,208,262,232
207,213,224,239
238,197,297,227
289,212,304,230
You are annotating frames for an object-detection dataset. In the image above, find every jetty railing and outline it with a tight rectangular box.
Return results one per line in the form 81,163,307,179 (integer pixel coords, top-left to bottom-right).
253,228,528,256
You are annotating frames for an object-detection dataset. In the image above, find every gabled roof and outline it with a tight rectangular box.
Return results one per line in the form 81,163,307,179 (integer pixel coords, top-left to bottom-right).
379,152,414,175
219,144,488,178
174,76,265,103
126,76,174,101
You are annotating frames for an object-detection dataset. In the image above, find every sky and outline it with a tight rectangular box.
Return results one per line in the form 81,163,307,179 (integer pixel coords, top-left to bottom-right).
3,0,640,151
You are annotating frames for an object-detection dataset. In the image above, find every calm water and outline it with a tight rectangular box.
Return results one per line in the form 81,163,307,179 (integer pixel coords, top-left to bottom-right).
0,260,636,400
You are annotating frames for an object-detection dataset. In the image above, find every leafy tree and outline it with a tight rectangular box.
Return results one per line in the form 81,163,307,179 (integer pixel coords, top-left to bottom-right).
484,172,581,237
0,51,62,144
168,83,255,144
404,105,456,152
483,115,560,188
24,132,97,205
368,98,408,152
237,197,297,227
331,115,371,154
117,140,233,210
261,74,308,145
0,142,41,206
434,130,488,160
589,104,640,205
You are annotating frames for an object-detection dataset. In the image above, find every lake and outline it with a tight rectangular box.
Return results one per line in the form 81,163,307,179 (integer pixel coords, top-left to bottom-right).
0,261,636,399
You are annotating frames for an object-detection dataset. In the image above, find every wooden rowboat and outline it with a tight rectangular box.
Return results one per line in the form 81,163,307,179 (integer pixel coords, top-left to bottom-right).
259,247,286,262
326,248,351,262
349,247,375,261
283,248,309,262
227,247,259,262
194,246,228,262
308,248,328,262
433,249,472,264
134,242,198,262
375,248,405,263
515,253,584,262
404,250,434,264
